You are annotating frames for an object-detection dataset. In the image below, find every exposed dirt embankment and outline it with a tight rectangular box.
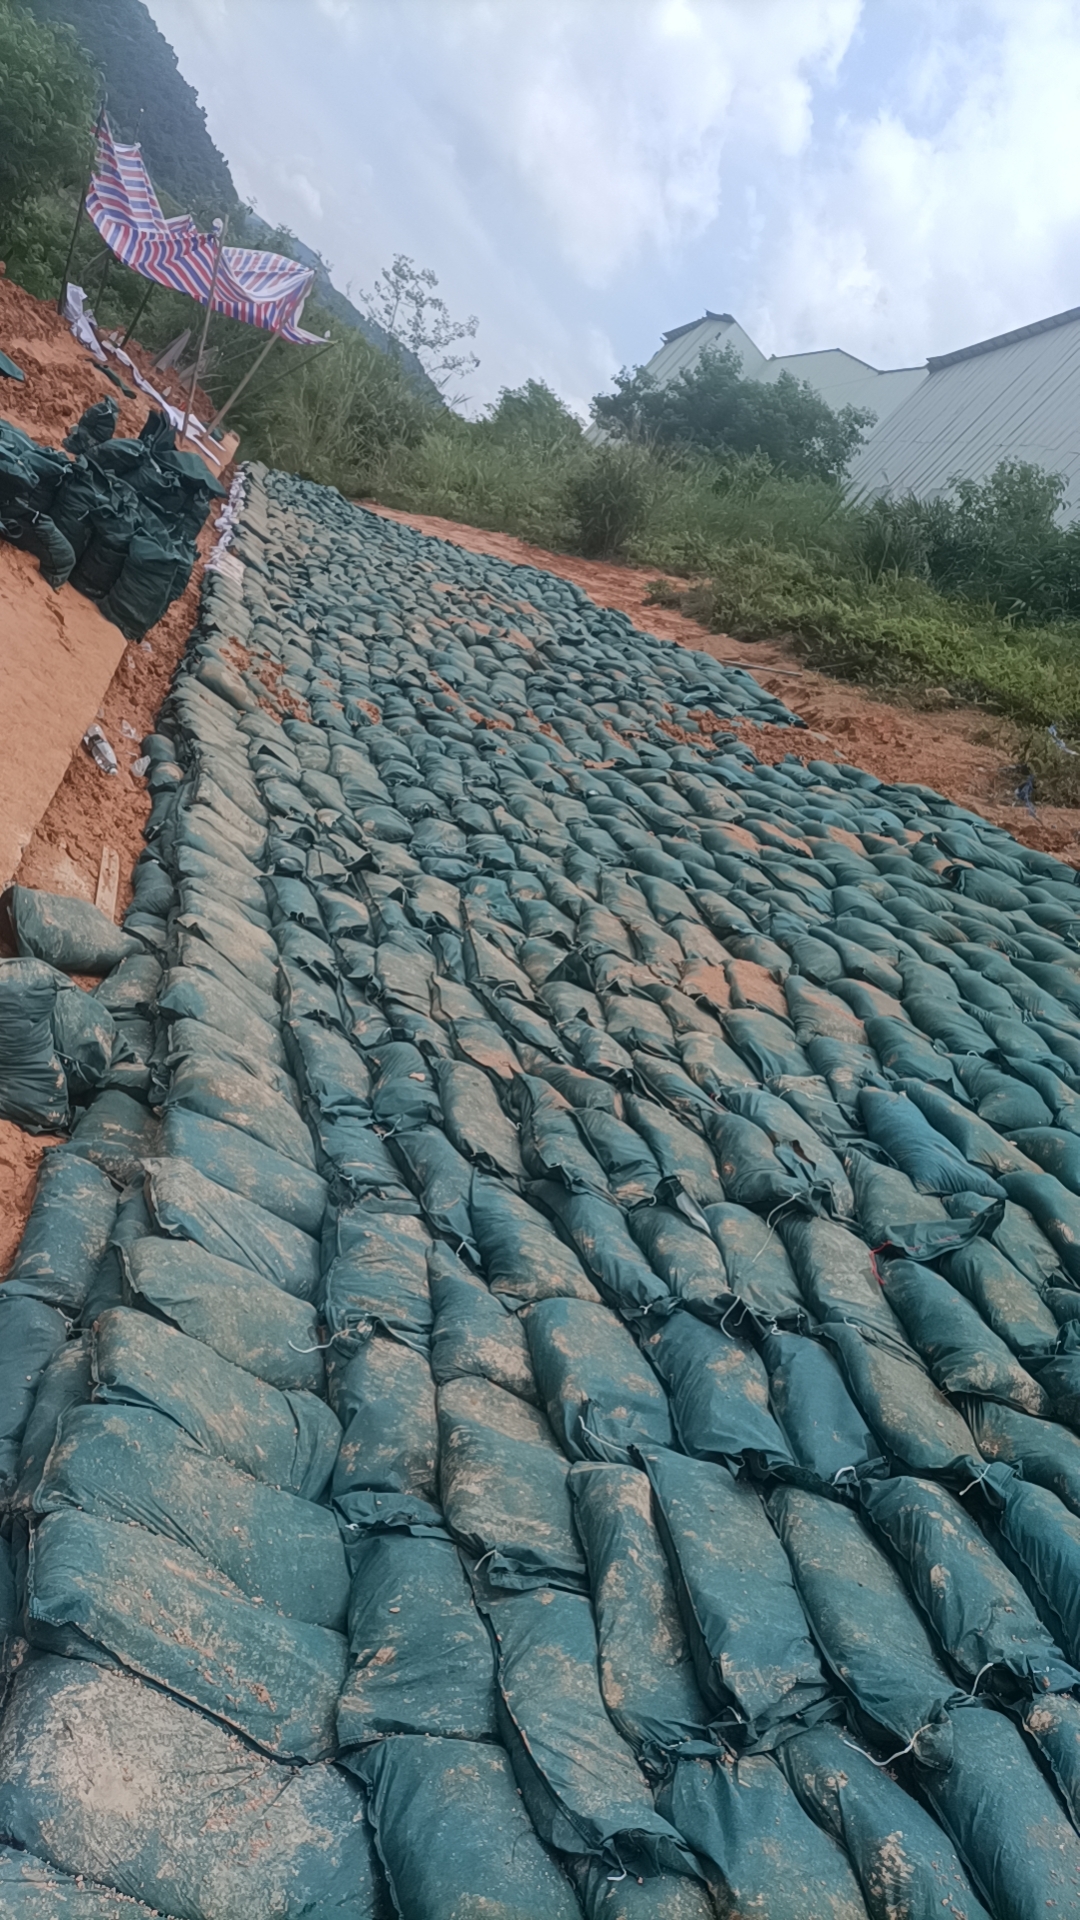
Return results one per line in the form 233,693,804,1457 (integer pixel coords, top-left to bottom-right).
367,502,1080,866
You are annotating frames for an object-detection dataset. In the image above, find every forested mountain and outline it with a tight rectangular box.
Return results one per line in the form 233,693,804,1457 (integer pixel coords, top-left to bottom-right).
23,0,434,391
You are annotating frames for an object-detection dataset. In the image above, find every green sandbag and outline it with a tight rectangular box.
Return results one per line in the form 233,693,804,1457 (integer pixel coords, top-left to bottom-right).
428,1241,537,1401
479,1579,695,1876
25,1508,347,1762
435,1056,525,1182
703,1202,804,1318
470,1173,602,1303
144,1156,321,1301
91,1308,340,1499
1000,1170,1080,1283
640,1449,829,1747
762,1330,886,1487
0,1846,165,1918
12,1335,91,1511
329,1331,438,1522
0,1656,384,1920
640,1307,794,1474
1021,1690,1080,1833
101,526,192,640
779,1213,901,1337
857,1088,1005,1200
896,1079,1036,1179
437,1374,587,1590
983,1473,1080,1667
354,1735,581,1920
286,1019,371,1121
157,1105,326,1233
323,1205,433,1344
121,1236,324,1394
721,1085,855,1218
923,1701,1080,1920
572,1855,715,1920
531,1180,671,1317
659,1753,868,1920
93,950,162,1017
2,885,134,974
964,1397,1080,1514
880,1260,1049,1414
0,957,68,1131
570,1461,713,1772
846,1153,1000,1262
776,1724,990,1920
524,1295,675,1461
823,1320,978,1478
51,982,116,1098
3,1149,117,1316
941,1237,1059,1355
62,1088,156,1186
860,1474,1077,1695
0,1297,68,1493
628,1206,728,1312
390,1123,479,1258
158,969,287,1069
621,1094,726,1209
37,1402,348,1629
769,1485,964,1771
337,1531,496,1746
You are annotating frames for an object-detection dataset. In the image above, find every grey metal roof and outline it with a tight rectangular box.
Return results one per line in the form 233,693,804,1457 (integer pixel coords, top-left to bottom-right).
927,303,1080,372
847,307,1080,514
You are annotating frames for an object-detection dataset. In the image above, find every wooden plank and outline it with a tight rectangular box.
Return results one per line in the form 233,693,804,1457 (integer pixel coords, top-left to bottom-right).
95,844,121,922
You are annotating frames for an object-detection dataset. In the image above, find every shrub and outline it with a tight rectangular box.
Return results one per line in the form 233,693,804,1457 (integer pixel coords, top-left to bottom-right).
564,446,652,557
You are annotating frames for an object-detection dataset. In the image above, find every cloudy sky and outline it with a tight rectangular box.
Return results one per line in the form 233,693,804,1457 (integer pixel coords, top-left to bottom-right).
147,0,1080,415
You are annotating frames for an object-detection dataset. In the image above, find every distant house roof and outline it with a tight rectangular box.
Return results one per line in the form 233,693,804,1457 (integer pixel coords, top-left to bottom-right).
638,314,924,426
662,311,735,344
927,303,1080,373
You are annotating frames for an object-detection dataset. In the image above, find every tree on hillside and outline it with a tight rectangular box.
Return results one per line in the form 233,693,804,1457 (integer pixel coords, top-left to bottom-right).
592,343,874,485
25,0,238,222
362,254,478,402
482,379,582,451
0,0,95,217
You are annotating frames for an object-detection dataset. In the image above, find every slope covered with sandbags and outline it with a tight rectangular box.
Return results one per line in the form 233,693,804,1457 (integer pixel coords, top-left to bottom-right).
5,461,1080,1914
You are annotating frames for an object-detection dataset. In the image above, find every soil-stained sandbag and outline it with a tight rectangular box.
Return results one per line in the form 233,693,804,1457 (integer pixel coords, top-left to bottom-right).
763,1329,885,1487
660,1753,869,1920
91,1309,340,1499
0,1846,166,1918
777,1724,989,1920
470,1173,601,1304
0,957,68,1131
640,1448,828,1747
121,1236,324,1394
2,885,135,974
640,1308,793,1474
62,1089,157,1187
822,1321,978,1478
0,1656,384,1920
337,1531,496,1747
12,1337,92,1512
330,1331,439,1522
157,1106,327,1234
25,1508,347,1761
923,1701,1080,1920
477,1579,696,1876
769,1485,964,1771
36,1402,348,1629
860,1474,1077,1695
702,1202,804,1319
144,1157,322,1301
570,1462,712,1772
0,1297,68,1494
964,1397,1080,1514
355,1734,581,1920
524,1296,675,1462
429,1242,537,1401
164,1053,316,1168
437,1374,587,1590
323,1206,433,1345
880,1260,1049,1415
3,1151,117,1318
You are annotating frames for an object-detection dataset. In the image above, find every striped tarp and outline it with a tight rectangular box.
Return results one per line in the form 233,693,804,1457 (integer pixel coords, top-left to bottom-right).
85,120,324,345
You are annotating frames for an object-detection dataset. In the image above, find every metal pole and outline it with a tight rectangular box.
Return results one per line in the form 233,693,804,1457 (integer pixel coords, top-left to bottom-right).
181,216,226,444
206,329,279,431
232,339,336,409
119,279,154,350
56,106,104,314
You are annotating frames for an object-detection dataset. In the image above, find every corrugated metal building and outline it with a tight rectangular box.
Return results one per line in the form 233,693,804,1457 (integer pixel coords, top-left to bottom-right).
628,311,926,426
847,305,1080,514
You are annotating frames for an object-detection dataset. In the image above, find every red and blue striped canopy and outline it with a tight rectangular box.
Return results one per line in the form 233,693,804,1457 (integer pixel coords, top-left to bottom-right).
86,120,324,345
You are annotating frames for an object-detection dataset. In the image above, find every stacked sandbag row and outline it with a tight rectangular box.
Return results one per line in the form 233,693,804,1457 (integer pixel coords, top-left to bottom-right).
0,406,223,636
3,461,1080,1916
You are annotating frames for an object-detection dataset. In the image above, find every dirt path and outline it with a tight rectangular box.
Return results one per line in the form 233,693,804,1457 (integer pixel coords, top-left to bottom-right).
367,502,1080,866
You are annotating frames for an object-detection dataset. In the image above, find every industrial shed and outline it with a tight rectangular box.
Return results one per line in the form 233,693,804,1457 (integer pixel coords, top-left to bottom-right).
847,304,1080,515
632,311,926,426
